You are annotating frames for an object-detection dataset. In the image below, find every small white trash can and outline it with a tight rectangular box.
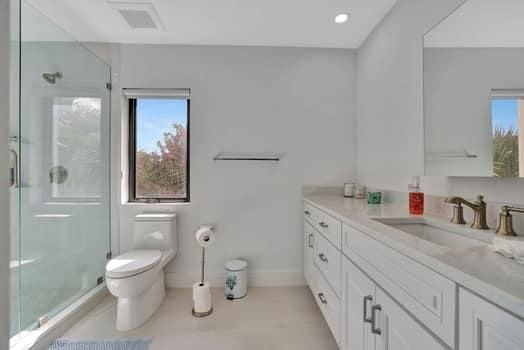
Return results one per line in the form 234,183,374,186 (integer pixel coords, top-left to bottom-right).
225,259,248,300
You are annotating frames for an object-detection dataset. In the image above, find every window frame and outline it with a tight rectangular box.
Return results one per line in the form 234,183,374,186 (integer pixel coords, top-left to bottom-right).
128,97,190,203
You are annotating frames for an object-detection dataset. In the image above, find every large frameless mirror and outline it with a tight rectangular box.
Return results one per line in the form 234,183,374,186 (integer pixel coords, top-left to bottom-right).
424,0,524,177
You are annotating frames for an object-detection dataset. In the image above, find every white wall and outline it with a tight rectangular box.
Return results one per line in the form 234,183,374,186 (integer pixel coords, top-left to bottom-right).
425,48,524,177
109,44,357,285
0,0,11,347
356,0,524,205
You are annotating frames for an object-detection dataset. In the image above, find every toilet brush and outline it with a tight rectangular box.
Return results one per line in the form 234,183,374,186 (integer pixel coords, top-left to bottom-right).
193,226,214,317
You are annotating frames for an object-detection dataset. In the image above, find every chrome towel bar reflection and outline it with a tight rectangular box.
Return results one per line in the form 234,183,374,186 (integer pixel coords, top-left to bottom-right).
429,150,477,159
213,152,281,162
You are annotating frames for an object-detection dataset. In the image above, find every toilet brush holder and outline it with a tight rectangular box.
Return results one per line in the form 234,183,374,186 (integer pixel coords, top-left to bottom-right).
192,247,213,317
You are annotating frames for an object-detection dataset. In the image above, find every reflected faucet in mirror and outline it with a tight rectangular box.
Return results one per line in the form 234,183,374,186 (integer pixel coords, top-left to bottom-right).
445,195,490,230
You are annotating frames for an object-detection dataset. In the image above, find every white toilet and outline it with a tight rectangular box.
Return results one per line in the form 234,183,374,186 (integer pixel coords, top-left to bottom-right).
105,213,177,331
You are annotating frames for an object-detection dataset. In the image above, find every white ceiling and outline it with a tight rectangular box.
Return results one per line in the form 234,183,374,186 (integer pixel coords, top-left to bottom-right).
26,0,397,48
425,0,524,48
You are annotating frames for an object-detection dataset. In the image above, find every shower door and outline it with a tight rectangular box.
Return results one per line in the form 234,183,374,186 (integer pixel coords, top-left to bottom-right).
9,0,111,339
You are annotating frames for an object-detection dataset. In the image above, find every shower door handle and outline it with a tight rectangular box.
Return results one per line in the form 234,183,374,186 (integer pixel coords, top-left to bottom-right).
9,148,19,188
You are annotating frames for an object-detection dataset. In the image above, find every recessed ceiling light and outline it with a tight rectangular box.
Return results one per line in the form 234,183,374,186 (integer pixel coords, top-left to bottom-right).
334,13,349,24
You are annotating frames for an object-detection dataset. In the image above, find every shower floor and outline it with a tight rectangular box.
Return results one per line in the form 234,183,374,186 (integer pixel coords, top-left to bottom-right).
10,285,82,336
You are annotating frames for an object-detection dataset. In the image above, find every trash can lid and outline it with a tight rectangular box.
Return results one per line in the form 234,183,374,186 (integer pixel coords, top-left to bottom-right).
225,259,248,271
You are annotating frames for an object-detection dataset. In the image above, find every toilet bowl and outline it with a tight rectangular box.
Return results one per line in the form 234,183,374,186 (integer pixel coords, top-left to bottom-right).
105,213,177,331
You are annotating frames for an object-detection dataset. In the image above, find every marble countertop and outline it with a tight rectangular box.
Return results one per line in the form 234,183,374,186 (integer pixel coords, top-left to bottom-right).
304,194,524,320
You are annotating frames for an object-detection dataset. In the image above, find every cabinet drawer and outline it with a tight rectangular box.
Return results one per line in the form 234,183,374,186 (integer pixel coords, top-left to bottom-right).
303,203,316,225
314,231,341,297
342,223,456,347
315,270,340,346
303,202,342,248
315,209,342,248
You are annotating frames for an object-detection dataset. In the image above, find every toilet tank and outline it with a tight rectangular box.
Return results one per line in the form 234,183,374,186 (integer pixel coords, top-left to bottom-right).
134,213,177,254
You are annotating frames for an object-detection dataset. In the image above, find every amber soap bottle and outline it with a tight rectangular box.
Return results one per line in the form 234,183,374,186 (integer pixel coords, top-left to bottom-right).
409,176,424,215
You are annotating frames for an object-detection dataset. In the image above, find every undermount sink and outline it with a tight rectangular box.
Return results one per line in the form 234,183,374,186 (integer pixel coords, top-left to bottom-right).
372,217,491,250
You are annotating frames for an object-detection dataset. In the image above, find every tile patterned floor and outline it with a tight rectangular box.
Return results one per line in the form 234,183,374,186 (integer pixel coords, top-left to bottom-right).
64,287,338,350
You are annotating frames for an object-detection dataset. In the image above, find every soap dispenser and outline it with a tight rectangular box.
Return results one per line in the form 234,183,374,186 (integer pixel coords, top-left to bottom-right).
409,176,424,215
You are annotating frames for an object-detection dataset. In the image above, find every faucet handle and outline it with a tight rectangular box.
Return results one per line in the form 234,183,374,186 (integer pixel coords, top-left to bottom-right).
476,195,486,204
450,203,466,225
496,205,524,236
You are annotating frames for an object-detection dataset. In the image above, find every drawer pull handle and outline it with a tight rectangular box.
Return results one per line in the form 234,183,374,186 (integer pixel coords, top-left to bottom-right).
371,304,382,335
363,295,373,323
304,210,311,216
308,234,314,248
318,253,328,263
319,222,329,228
318,293,328,305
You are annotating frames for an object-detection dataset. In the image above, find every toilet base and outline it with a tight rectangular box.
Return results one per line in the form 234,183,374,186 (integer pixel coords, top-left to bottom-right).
115,271,166,331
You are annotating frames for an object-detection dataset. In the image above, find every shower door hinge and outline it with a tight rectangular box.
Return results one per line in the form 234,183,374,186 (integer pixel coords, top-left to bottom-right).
106,82,112,90
37,315,49,328
106,251,112,260
97,276,104,285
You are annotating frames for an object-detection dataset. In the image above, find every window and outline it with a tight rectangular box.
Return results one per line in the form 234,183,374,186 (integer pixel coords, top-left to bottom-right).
491,90,524,178
128,91,190,202
49,96,103,202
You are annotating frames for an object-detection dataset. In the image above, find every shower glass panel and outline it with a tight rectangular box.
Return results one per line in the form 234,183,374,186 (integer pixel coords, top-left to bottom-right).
9,0,21,339
9,0,111,339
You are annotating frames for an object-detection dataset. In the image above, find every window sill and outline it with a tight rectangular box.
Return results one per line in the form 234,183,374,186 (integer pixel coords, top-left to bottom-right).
121,201,191,207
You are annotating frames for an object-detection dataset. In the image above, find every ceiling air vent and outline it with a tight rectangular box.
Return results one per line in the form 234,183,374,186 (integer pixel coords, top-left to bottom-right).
108,1,165,30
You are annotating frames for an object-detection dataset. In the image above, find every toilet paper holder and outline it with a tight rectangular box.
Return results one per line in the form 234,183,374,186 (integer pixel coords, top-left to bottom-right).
193,225,215,317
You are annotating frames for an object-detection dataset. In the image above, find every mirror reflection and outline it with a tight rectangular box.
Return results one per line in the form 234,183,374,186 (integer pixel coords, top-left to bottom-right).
424,0,524,177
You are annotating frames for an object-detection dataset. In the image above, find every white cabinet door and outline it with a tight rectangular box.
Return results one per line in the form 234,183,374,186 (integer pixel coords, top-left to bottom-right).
304,222,316,288
341,257,375,350
460,288,524,350
375,287,446,350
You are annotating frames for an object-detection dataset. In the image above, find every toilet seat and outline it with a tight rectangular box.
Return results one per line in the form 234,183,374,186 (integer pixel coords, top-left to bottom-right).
106,249,162,279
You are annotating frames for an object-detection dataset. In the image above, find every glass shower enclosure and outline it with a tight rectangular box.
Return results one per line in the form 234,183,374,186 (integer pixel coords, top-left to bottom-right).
9,0,111,341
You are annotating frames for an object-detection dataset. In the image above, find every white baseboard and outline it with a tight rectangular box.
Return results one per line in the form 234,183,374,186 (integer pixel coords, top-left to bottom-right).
165,270,306,288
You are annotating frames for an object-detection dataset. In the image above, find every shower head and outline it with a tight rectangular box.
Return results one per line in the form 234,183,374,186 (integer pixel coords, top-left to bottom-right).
42,72,62,84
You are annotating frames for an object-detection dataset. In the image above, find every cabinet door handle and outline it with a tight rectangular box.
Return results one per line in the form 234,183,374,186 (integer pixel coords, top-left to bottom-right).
363,295,373,323
318,293,328,305
308,234,314,248
318,222,329,228
371,304,382,335
318,253,328,263
304,210,311,216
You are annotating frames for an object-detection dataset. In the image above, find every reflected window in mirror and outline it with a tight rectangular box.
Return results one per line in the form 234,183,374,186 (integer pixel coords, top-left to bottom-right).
491,91,524,177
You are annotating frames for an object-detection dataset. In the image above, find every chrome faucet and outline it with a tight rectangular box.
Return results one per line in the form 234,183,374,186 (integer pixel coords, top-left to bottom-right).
445,195,490,230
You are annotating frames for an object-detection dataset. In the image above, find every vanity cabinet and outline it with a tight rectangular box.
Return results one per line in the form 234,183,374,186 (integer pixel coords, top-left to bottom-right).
342,223,456,345
459,288,524,350
303,199,524,350
303,222,316,288
375,287,446,350
314,230,341,297
303,204,342,344
341,257,375,350
341,257,445,350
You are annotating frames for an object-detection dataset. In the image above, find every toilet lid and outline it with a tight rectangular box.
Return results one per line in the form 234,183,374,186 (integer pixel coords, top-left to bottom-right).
106,249,162,278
